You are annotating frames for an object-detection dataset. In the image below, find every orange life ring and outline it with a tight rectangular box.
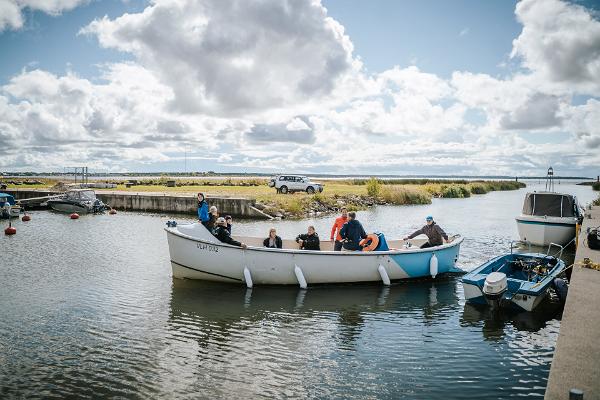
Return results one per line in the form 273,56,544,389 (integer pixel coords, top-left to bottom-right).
359,233,379,252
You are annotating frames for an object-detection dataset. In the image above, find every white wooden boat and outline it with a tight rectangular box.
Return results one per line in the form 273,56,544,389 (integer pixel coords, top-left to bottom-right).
165,222,464,287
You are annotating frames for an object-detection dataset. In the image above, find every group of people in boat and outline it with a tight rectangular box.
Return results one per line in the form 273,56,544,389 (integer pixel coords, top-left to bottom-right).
198,193,449,251
197,193,244,247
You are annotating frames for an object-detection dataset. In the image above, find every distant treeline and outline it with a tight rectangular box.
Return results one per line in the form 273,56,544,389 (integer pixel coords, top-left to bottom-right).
348,178,526,187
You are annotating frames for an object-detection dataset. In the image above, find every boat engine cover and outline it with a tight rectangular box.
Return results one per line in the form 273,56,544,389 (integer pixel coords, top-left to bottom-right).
483,272,508,296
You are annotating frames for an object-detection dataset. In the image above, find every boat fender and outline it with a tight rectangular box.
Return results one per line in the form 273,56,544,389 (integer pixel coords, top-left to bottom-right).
4,221,16,235
430,253,438,278
360,234,380,252
243,267,253,289
294,264,308,289
70,213,79,219
552,278,568,303
378,264,391,286
22,214,31,222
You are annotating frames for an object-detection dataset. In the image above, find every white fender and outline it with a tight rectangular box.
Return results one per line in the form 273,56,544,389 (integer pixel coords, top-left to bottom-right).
243,266,253,288
294,264,308,289
378,264,391,286
430,253,438,279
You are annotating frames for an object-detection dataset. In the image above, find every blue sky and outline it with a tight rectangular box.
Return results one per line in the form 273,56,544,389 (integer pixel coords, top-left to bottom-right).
1,0,523,82
0,0,599,175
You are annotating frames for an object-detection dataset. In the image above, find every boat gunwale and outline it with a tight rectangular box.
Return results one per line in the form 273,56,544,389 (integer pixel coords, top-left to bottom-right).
165,226,464,256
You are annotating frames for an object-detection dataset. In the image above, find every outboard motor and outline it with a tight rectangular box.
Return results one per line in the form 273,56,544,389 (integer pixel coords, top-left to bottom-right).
483,272,508,308
552,278,568,303
92,199,107,213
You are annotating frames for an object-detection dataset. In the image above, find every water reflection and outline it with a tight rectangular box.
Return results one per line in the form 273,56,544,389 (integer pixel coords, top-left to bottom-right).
460,301,563,341
169,277,461,328
166,277,560,398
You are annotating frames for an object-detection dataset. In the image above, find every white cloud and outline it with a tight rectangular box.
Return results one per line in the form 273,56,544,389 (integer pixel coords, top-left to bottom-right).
2,0,600,175
0,0,86,31
511,0,600,95
81,0,358,117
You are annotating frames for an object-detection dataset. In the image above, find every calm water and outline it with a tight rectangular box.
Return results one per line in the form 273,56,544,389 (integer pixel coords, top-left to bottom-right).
1,183,597,399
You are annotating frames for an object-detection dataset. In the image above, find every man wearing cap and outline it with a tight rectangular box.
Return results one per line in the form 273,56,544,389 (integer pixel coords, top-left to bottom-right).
212,217,247,249
403,216,449,249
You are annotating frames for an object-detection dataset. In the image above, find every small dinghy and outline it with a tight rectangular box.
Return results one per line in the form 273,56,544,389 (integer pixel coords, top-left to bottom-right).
462,243,566,311
165,222,464,287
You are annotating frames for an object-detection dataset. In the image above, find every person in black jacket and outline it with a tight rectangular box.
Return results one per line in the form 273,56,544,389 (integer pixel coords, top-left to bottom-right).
213,217,247,248
296,226,320,250
225,215,233,234
340,211,367,251
263,227,283,249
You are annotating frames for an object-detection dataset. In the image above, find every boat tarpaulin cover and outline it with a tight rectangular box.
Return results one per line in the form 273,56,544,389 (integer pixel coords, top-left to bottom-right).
522,193,576,217
66,190,96,201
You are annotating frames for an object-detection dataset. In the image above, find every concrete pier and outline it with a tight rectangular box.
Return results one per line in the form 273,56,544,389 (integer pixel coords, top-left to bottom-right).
4,189,272,219
545,206,600,400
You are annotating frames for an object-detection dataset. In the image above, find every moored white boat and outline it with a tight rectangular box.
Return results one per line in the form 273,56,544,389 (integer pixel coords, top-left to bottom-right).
165,222,464,287
515,168,583,246
47,189,108,214
0,193,21,218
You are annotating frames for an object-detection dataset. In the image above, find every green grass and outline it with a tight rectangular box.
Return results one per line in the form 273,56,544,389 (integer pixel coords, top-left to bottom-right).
366,177,381,197
380,186,432,205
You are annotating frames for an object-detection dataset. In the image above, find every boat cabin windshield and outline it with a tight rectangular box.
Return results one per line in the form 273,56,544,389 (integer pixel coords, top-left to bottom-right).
522,193,577,217
65,190,97,201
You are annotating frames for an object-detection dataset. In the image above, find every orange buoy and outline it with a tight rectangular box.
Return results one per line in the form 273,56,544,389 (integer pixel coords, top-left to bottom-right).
4,222,16,235
109,209,117,215
359,233,380,252
70,213,80,219
22,214,31,222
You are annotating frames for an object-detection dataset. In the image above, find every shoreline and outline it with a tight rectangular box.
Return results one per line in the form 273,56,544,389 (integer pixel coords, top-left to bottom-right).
3,178,525,219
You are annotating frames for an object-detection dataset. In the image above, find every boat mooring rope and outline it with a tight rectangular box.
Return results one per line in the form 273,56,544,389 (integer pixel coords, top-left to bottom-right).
576,258,600,271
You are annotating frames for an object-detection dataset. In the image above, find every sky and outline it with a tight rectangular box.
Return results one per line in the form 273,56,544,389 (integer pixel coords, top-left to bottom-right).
0,0,599,176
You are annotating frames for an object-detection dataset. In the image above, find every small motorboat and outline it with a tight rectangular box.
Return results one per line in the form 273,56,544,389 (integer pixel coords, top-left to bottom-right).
516,167,583,246
462,243,566,311
46,189,108,214
165,221,464,287
0,193,21,218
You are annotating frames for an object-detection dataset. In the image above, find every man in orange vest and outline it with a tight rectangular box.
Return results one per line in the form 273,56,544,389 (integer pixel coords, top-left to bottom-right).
330,206,348,251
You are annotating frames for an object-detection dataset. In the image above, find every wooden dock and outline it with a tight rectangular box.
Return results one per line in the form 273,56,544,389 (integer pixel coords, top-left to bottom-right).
545,206,600,399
